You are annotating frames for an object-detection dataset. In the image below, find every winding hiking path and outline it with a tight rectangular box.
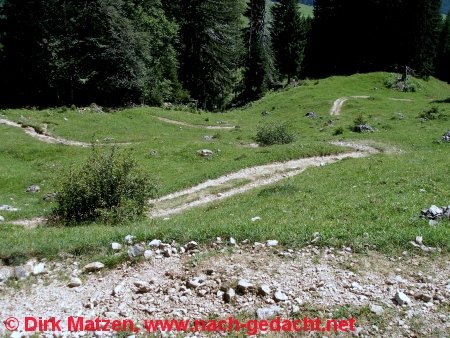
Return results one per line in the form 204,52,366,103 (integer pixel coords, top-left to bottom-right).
330,96,371,116
149,142,380,218
157,116,236,130
0,118,131,147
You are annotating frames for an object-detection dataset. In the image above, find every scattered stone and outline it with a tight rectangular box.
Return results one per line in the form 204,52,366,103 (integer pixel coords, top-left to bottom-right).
187,277,206,289
237,279,254,294
203,135,215,141
83,262,104,272
111,243,122,251
370,305,384,315
421,205,449,220
128,244,145,259
0,205,19,212
395,291,411,306
223,288,235,303
266,240,278,247
124,235,136,245
134,281,152,294
197,149,213,157
228,237,237,246
185,241,198,251
429,220,438,227
256,306,281,319
310,232,321,243
14,266,28,280
305,112,318,119
415,236,423,245
67,277,82,288
251,216,261,222
0,267,13,282
149,150,159,157
26,185,40,193
274,290,288,302
32,263,46,276
148,239,162,248
442,130,450,142
0,215,4,222
353,124,375,133
258,284,271,297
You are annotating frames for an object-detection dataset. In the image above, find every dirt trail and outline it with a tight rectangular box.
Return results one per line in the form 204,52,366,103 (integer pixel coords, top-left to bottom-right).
0,118,131,147
149,142,380,218
157,116,235,130
330,96,371,116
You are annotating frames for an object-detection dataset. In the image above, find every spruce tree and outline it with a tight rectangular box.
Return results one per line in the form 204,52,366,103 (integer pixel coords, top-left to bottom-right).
271,0,310,82
177,0,245,110
242,0,273,101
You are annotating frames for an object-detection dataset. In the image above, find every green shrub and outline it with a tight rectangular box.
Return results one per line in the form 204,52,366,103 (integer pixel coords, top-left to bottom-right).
255,122,296,146
333,127,344,135
52,147,157,225
419,106,448,121
384,74,417,92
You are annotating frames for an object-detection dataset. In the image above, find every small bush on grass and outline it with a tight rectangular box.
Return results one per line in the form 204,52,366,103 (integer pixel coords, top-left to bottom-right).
52,147,157,225
419,106,448,121
255,122,296,146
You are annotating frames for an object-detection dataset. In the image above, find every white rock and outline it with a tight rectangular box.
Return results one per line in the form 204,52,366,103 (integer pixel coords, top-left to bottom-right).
111,242,122,251
370,304,384,315
251,216,261,222
197,149,213,157
148,239,162,248
223,288,235,303
134,281,151,293
68,277,82,288
237,279,254,294
229,237,237,246
428,205,443,216
415,236,423,245
274,290,288,302
185,241,198,250
258,284,271,297
256,306,281,319
187,276,206,289
0,215,4,222
0,267,13,282
429,220,438,227
83,262,104,272
395,291,411,306
32,262,46,275
266,240,279,247
124,235,136,244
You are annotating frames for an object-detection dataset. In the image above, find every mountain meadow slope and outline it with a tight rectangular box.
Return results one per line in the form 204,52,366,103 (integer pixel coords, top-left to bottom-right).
0,72,448,266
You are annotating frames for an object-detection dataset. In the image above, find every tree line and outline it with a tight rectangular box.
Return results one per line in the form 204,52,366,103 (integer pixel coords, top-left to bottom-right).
0,0,449,110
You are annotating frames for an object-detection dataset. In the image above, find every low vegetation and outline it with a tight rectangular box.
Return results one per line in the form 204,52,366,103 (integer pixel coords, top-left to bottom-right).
52,147,157,225
255,122,296,146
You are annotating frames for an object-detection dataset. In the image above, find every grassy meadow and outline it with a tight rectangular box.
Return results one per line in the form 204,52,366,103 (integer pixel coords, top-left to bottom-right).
0,72,449,265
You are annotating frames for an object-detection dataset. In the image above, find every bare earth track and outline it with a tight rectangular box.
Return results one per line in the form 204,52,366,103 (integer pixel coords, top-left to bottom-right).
330,96,371,116
157,116,235,130
149,142,381,218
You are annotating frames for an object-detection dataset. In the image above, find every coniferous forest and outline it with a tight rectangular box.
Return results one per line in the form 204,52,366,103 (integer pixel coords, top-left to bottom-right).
0,0,449,110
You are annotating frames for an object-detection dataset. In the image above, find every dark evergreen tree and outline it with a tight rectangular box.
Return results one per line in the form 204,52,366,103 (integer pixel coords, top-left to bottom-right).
436,13,450,82
271,0,310,82
0,0,182,107
177,0,245,110
242,0,273,101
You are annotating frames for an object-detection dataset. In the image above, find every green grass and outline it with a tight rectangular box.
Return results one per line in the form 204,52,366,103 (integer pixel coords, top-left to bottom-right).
0,72,449,264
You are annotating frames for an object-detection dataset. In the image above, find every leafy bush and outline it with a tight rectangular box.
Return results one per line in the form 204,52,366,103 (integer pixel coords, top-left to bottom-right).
419,106,448,121
256,122,296,146
52,147,157,225
333,127,344,135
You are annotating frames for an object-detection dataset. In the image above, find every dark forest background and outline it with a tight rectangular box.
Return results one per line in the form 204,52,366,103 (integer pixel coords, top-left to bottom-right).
0,0,449,110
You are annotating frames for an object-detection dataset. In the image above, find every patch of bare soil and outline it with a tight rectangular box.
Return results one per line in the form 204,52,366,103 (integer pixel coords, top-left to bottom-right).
330,96,371,116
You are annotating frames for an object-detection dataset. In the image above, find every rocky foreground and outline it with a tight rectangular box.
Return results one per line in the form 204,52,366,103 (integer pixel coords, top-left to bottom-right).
0,235,449,338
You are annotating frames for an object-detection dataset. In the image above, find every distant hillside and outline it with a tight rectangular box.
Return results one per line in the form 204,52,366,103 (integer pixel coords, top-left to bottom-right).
298,0,450,14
